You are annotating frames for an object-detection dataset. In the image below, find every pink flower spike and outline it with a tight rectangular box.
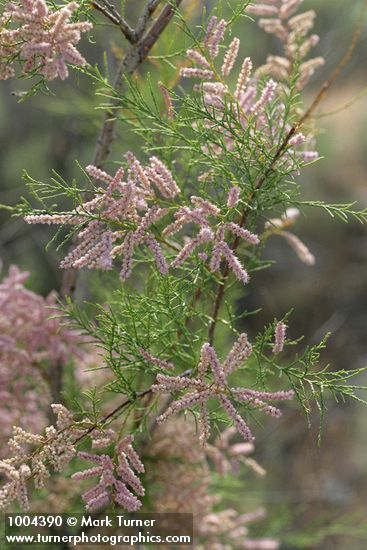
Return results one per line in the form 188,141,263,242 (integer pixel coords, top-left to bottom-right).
151,374,202,392
172,228,214,268
251,79,277,115
155,390,213,424
201,343,226,387
204,15,218,47
280,0,304,20
120,232,135,281
222,333,253,374
114,480,142,511
246,5,279,17
220,395,254,442
140,349,175,371
187,49,210,68
207,18,227,59
72,467,103,481
144,235,168,275
180,68,214,80
85,165,113,184
85,489,110,512
219,241,250,284
209,242,224,273
272,322,287,354
282,231,315,265
124,446,145,475
158,82,174,120
235,57,253,99
225,222,260,245
77,452,106,466
227,186,240,208
221,37,240,76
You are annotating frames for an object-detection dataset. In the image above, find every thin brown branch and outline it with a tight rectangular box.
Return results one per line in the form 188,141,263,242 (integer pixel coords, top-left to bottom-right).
91,0,137,42
74,367,193,445
73,387,153,444
207,265,229,345
138,0,179,56
135,0,162,40
91,1,120,25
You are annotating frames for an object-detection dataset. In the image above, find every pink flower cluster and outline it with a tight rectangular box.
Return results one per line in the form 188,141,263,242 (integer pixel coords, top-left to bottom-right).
24,155,260,284
25,154,181,280
166,191,259,284
0,0,92,81
0,404,77,510
0,265,81,454
73,435,145,512
247,0,325,89
150,334,294,444
180,15,318,170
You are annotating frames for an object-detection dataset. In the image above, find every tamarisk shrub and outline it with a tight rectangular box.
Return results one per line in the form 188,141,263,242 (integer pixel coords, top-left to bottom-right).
2,0,367,547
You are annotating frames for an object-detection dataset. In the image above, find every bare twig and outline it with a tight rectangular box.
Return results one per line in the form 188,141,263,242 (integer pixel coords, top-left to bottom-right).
135,0,162,39
137,0,179,56
91,0,137,42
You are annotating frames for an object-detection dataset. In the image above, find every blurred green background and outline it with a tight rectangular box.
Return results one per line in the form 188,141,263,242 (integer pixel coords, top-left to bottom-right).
1,0,367,547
